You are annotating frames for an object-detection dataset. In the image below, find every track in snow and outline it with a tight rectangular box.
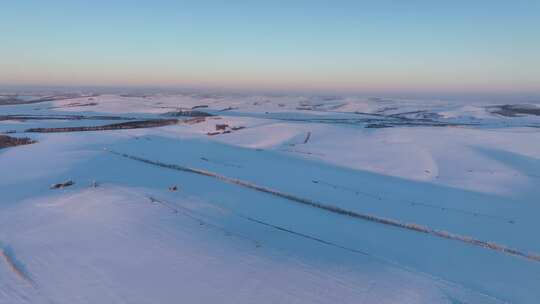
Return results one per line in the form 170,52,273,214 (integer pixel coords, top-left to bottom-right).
106,149,540,263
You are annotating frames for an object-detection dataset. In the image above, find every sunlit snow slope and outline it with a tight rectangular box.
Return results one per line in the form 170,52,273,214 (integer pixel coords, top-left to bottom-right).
1,92,540,303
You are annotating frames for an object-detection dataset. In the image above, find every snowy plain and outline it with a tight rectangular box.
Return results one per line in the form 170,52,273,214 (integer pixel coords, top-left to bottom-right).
1,92,540,303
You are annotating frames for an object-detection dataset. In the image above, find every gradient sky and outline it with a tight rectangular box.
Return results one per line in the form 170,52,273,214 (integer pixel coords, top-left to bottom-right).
1,1,539,94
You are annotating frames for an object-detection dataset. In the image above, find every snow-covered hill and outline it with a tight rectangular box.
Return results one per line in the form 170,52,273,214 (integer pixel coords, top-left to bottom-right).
1,92,539,303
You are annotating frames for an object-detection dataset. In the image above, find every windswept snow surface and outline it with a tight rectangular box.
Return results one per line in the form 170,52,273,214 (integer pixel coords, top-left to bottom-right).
1,92,540,303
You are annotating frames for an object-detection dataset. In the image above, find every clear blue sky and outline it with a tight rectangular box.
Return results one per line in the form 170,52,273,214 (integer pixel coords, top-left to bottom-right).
1,1,539,95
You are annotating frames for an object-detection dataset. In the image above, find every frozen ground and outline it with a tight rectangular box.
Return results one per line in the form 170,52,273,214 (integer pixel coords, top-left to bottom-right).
1,91,540,303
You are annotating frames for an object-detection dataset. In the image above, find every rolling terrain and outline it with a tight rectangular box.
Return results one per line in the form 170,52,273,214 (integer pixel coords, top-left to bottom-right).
1,92,540,303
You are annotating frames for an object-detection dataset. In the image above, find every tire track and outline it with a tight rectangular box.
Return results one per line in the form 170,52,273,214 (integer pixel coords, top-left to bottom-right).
150,195,369,256
105,149,540,263
145,196,261,247
312,179,516,224
239,215,369,256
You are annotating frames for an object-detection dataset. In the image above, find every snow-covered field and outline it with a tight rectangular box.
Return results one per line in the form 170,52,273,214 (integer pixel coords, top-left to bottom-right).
1,92,540,303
